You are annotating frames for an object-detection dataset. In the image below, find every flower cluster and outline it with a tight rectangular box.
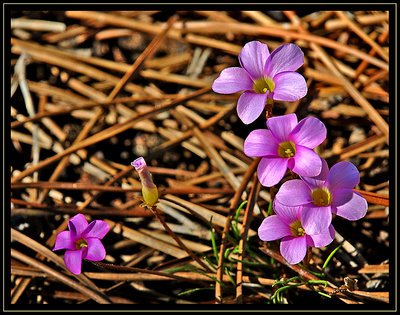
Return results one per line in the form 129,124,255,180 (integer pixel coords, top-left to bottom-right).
213,40,368,264
52,40,369,273
258,159,367,264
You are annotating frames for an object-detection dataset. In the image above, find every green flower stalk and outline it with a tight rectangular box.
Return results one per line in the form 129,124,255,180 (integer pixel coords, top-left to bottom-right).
131,157,158,207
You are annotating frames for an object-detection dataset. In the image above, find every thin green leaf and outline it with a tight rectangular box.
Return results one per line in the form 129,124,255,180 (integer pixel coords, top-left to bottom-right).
209,217,219,262
322,243,342,271
178,286,214,296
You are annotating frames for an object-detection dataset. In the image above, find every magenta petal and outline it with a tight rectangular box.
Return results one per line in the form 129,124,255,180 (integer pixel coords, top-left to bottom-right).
257,156,288,187
64,249,84,275
331,189,368,221
258,215,291,241
264,43,304,78
238,41,270,80
212,67,253,94
83,238,106,261
266,113,298,143
275,179,312,206
53,231,76,251
290,145,322,177
300,158,329,190
289,116,327,149
269,71,307,101
273,200,301,225
301,205,332,235
68,214,88,238
326,161,360,191
83,220,110,239
237,91,268,124
280,236,307,265
244,129,278,157
306,225,336,248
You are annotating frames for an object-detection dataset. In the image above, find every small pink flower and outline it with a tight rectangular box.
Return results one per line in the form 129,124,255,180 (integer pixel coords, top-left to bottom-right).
212,41,307,124
53,214,109,275
244,113,326,187
275,159,368,235
258,200,335,265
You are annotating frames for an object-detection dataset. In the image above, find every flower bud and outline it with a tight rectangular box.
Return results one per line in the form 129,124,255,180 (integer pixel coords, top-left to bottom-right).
131,157,158,206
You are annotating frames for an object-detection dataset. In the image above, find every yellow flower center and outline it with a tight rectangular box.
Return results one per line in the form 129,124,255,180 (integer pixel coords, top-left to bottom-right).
290,220,306,237
311,187,332,206
253,77,275,94
278,141,296,158
75,238,88,250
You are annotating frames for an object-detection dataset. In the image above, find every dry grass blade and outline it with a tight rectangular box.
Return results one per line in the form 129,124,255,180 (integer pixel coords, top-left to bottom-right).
107,14,179,100
11,229,103,291
215,157,260,304
11,249,112,304
11,87,211,183
235,176,261,304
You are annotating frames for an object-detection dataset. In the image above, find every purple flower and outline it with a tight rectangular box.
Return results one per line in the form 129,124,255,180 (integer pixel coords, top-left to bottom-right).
258,200,335,264
244,113,326,187
212,41,307,124
53,214,109,275
275,159,368,235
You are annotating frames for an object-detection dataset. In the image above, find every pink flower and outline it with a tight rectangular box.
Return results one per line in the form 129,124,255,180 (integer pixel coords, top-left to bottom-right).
212,41,307,124
53,214,109,275
258,200,335,265
244,113,326,187
275,159,368,235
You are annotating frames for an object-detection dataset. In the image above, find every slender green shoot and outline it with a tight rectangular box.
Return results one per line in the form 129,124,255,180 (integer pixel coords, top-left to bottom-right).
209,217,219,262
322,243,342,271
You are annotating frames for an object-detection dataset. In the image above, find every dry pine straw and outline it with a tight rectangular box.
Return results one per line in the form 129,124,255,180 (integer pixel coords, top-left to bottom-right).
9,10,390,306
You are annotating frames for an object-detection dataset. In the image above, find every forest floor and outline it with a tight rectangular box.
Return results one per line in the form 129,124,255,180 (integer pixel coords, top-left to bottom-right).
8,8,392,310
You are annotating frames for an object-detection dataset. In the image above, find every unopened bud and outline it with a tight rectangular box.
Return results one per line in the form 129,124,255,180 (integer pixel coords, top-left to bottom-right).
131,157,158,206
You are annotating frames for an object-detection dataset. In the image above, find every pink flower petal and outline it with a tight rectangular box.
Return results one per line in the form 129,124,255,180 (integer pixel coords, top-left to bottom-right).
83,238,106,261
280,235,307,265
212,67,253,94
258,215,291,241
264,43,304,78
331,189,368,221
244,129,278,157
64,249,84,275
290,145,322,177
257,156,288,187
326,161,360,191
237,91,268,124
306,225,336,247
238,41,270,80
273,200,301,225
300,158,329,190
289,116,327,149
68,214,88,238
83,220,110,240
53,231,76,251
269,71,307,101
266,113,298,143
301,205,332,235
275,179,313,206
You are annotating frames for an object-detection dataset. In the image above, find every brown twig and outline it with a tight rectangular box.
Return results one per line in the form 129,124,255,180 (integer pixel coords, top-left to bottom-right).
149,205,213,273
235,176,261,304
215,157,260,304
